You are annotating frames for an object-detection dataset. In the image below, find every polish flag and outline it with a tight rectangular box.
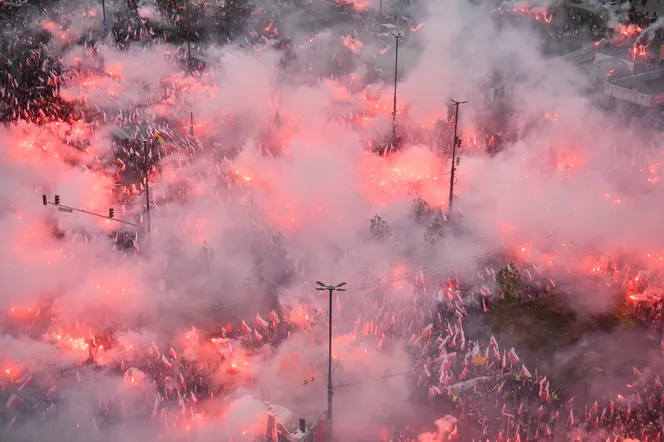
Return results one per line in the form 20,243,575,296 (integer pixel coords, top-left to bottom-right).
161,354,172,368
508,348,519,364
633,366,642,377
448,424,458,439
520,365,532,379
169,347,178,359
656,376,663,389
18,375,34,392
419,323,434,339
482,298,490,312
241,321,252,334
46,386,56,399
268,310,280,325
191,393,197,404
254,330,263,342
255,313,269,329
489,335,499,353
6,394,20,410
4,416,16,432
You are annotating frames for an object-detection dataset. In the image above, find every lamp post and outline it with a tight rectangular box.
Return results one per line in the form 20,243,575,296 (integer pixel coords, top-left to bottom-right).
315,281,347,442
102,0,107,29
448,99,467,215
391,31,404,145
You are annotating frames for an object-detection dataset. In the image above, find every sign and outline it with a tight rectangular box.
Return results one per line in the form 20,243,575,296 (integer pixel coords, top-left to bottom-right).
471,356,488,366
57,207,73,213
605,83,653,107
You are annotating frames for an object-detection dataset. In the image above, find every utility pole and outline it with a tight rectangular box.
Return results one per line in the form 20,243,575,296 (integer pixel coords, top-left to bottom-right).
185,0,195,137
391,31,404,145
143,140,152,235
190,111,194,136
186,0,192,69
379,0,383,15
101,0,107,29
448,99,467,214
315,281,347,442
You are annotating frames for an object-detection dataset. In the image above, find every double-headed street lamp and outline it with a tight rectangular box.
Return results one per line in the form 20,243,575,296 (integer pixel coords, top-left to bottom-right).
390,31,404,145
315,280,347,442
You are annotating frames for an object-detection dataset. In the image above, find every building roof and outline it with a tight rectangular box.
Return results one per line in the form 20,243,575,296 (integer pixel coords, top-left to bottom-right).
575,57,631,86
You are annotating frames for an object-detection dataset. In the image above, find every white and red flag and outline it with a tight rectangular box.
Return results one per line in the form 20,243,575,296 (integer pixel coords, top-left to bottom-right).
6,394,20,410
268,310,280,325
255,314,269,329
508,347,519,364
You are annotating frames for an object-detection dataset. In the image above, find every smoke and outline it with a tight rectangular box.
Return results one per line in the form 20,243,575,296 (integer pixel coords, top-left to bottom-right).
1,0,663,438
417,415,457,441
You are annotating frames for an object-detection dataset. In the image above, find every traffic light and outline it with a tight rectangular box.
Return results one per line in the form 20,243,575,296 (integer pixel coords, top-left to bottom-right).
54,195,60,205
42,195,47,206
109,208,115,219
455,136,462,147
456,156,461,166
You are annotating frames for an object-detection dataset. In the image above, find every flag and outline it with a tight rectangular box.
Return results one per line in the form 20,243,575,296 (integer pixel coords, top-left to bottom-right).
241,321,252,334
633,366,642,377
482,298,490,312
4,416,16,432
6,394,20,409
191,393,197,404
449,424,458,439
254,330,263,341
419,323,434,339
489,335,499,352
18,375,34,392
508,347,519,364
170,347,178,359
656,376,663,389
520,365,531,379
255,313,269,329
161,354,172,368
568,409,574,427
268,310,280,325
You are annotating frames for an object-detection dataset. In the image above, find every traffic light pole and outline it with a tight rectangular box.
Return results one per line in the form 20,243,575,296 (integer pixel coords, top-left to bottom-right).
143,141,152,235
42,195,139,228
448,99,467,214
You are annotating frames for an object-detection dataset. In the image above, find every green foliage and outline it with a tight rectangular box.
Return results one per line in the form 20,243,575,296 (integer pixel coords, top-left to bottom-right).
424,212,446,244
369,215,391,242
409,196,432,224
496,262,520,305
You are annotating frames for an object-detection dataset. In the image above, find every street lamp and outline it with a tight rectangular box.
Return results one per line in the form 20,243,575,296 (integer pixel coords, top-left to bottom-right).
315,280,347,442
448,99,467,214
390,31,404,146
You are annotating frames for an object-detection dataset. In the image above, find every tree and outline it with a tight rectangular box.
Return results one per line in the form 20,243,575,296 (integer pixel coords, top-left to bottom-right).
496,262,521,305
369,215,391,242
424,211,446,244
410,196,432,224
